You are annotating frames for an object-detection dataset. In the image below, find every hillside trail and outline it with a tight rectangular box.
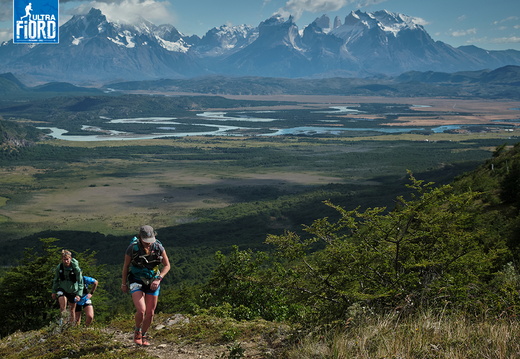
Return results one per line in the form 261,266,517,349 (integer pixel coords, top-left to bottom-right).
108,329,228,358
103,314,274,358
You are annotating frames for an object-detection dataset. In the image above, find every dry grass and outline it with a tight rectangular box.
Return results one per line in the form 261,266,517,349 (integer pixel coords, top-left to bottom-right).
0,152,344,238
286,311,520,359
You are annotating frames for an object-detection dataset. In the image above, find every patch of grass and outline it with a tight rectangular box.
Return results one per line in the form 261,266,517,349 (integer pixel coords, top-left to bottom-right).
0,326,154,359
284,310,520,359
142,312,291,347
0,166,44,186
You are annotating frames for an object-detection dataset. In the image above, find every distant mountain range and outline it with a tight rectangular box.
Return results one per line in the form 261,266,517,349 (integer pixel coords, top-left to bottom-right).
0,72,101,98
1,8,520,84
2,65,519,100
104,65,520,100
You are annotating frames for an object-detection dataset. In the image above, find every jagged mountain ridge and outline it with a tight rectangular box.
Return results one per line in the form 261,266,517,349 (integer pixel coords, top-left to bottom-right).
1,8,519,84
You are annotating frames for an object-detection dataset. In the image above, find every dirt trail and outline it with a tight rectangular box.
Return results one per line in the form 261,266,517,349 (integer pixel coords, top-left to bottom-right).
105,314,279,358
110,329,230,358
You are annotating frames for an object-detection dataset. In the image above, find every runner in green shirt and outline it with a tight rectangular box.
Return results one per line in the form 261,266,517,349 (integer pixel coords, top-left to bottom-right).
51,250,84,325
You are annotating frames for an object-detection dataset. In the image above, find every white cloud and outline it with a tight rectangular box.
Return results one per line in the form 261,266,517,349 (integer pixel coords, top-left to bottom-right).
412,17,429,26
275,0,386,20
490,36,520,44
0,27,11,43
0,2,11,22
450,28,477,37
355,0,387,7
72,0,175,25
468,35,520,47
492,16,519,25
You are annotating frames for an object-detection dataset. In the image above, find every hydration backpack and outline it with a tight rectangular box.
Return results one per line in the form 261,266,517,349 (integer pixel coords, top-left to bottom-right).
129,237,163,269
59,263,77,282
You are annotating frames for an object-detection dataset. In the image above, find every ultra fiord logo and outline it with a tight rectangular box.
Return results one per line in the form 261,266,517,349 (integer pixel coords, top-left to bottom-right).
13,0,59,44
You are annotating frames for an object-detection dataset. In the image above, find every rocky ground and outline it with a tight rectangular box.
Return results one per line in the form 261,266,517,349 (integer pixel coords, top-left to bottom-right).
111,330,265,358
106,314,289,358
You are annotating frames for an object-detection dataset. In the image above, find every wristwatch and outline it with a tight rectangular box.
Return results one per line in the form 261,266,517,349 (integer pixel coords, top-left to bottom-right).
156,275,163,281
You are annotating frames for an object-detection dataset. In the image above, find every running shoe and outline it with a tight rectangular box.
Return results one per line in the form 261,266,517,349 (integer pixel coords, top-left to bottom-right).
133,331,142,345
141,335,151,346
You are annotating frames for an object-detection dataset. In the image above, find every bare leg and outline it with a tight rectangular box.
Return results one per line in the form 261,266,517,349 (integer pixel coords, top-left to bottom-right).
57,296,68,314
84,305,94,326
132,291,146,329
68,302,77,324
142,294,158,334
75,310,82,325
57,296,69,324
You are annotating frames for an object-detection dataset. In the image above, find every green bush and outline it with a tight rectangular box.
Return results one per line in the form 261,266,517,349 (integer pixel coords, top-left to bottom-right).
205,173,519,324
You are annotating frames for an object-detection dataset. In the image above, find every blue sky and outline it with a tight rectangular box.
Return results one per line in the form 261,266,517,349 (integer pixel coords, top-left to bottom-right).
2,0,519,50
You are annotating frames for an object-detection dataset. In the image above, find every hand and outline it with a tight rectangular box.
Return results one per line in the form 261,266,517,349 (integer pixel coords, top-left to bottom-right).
87,294,92,299
51,293,56,300
121,284,128,293
74,295,80,303
150,278,161,290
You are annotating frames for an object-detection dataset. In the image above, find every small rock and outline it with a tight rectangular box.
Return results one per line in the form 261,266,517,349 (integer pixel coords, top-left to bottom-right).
166,313,190,326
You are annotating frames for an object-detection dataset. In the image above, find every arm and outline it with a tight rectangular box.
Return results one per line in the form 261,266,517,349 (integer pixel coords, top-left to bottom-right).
76,271,84,298
71,258,84,298
158,250,171,279
121,254,131,293
151,250,171,290
86,279,98,299
90,280,98,295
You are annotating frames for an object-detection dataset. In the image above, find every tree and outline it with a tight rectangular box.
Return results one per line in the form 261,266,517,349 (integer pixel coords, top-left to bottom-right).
256,174,514,322
0,238,105,337
203,246,294,321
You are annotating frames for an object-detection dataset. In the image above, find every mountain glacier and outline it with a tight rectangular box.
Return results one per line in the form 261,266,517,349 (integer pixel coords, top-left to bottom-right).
1,8,519,84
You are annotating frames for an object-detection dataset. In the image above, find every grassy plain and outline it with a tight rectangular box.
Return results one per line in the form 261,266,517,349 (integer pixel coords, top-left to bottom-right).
0,135,514,240
0,154,343,236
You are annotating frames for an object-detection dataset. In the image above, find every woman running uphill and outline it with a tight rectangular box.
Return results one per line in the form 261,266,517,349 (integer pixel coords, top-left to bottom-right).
121,225,170,346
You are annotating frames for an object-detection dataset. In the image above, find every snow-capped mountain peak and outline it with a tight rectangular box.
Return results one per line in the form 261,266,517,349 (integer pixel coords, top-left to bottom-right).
0,7,518,83
335,9,421,38
194,23,257,56
60,8,190,51
371,10,421,35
